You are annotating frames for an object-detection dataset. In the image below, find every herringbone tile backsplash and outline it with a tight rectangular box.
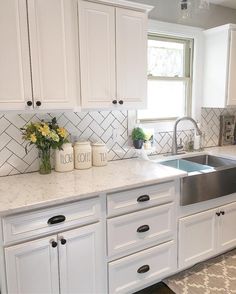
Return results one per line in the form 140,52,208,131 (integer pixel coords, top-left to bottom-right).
201,108,236,147
0,108,235,177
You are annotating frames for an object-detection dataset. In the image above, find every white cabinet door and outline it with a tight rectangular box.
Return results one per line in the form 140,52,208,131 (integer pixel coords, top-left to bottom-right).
59,223,105,294
227,30,236,106
179,209,217,269
0,0,32,111
78,0,116,109
203,25,236,108
218,202,236,252
5,235,59,294
27,0,78,110
116,8,147,109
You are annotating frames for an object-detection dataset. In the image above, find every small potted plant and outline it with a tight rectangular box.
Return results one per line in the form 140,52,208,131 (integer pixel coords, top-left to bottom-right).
131,127,145,149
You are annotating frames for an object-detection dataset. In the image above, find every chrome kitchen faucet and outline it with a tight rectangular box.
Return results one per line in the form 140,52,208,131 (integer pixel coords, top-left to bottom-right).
172,116,202,155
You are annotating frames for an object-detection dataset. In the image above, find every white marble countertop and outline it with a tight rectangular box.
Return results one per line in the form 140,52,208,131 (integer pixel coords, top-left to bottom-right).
0,158,186,216
1,145,236,216
207,145,236,160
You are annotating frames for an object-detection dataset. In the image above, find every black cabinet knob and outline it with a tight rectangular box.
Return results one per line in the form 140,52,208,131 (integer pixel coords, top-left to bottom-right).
137,225,150,233
51,241,58,248
137,195,150,202
216,212,221,216
60,238,67,245
118,100,124,105
27,100,33,106
137,265,150,274
220,211,225,215
112,100,117,104
36,101,42,107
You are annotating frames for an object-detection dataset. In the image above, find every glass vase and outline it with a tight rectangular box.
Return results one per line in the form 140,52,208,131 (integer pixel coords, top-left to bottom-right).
38,148,51,175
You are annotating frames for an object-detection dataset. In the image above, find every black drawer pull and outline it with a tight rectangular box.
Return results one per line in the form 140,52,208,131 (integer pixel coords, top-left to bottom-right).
220,211,225,215
216,212,221,217
137,265,150,274
137,225,150,233
137,195,150,202
48,215,66,225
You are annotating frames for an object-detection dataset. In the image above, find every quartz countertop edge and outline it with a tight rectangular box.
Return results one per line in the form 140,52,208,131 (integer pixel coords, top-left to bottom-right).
0,158,187,216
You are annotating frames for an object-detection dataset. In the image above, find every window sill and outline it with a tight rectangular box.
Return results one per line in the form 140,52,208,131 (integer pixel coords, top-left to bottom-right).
128,110,197,133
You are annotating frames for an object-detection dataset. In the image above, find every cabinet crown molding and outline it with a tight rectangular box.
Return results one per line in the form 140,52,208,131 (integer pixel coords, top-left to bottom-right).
81,0,153,13
204,23,236,35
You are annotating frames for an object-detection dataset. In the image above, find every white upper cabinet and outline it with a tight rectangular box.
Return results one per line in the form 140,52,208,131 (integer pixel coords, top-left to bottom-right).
0,0,32,110
28,0,78,110
0,0,78,111
203,24,236,108
78,0,151,110
78,1,116,108
227,30,236,106
116,8,147,108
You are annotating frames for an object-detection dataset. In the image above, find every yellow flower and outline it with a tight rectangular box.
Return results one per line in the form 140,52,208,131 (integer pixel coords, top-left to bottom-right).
34,123,41,130
30,133,37,143
39,124,50,136
57,127,67,138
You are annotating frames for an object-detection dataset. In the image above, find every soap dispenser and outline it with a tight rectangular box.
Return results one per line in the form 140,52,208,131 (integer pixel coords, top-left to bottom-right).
194,123,201,150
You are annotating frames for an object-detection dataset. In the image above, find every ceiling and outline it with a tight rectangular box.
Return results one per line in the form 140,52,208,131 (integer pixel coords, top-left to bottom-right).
210,0,236,9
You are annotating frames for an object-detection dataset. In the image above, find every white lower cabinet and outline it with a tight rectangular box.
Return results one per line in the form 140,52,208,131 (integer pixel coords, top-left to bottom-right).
109,240,176,294
5,223,104,294
179,209,217,268
107,182,177,293
179,201,236,269
59,223,104,294
5,235,60,294
218,202,236,251
107,203,174,258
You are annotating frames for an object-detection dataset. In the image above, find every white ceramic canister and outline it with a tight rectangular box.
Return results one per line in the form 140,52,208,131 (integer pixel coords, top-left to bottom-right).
92,143,108,167
55,143,74,172
74,141,92,169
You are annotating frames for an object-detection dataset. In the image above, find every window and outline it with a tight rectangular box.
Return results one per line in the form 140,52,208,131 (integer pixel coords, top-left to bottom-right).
137,34,193,122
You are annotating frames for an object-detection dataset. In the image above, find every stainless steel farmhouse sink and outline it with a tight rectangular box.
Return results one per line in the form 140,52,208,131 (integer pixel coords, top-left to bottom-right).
160,155,236,206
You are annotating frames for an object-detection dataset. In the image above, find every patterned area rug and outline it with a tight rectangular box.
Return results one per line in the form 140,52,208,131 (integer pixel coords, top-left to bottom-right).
164,249,236,294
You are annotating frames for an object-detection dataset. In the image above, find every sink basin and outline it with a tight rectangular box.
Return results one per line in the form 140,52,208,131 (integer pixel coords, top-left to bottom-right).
160,154,236,206
161,159,213,173
184,154,235,168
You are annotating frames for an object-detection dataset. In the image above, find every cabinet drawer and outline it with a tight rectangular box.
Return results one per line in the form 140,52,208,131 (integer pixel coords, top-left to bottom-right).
2,197,100,244
109,240,176,294
107,203,175,257
107,181,175,216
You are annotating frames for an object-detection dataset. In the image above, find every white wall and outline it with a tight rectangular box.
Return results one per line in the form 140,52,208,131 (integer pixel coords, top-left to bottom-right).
130,0,236,29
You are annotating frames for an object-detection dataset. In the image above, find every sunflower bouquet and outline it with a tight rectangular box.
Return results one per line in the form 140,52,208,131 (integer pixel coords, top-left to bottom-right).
21,117,69,174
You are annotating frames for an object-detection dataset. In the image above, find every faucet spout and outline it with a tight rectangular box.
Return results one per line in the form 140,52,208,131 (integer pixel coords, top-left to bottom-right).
172,116,202,155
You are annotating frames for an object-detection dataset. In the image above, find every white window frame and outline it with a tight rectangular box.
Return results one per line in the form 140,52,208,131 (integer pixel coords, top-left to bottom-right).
139,33,193,122
128,20,204,133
